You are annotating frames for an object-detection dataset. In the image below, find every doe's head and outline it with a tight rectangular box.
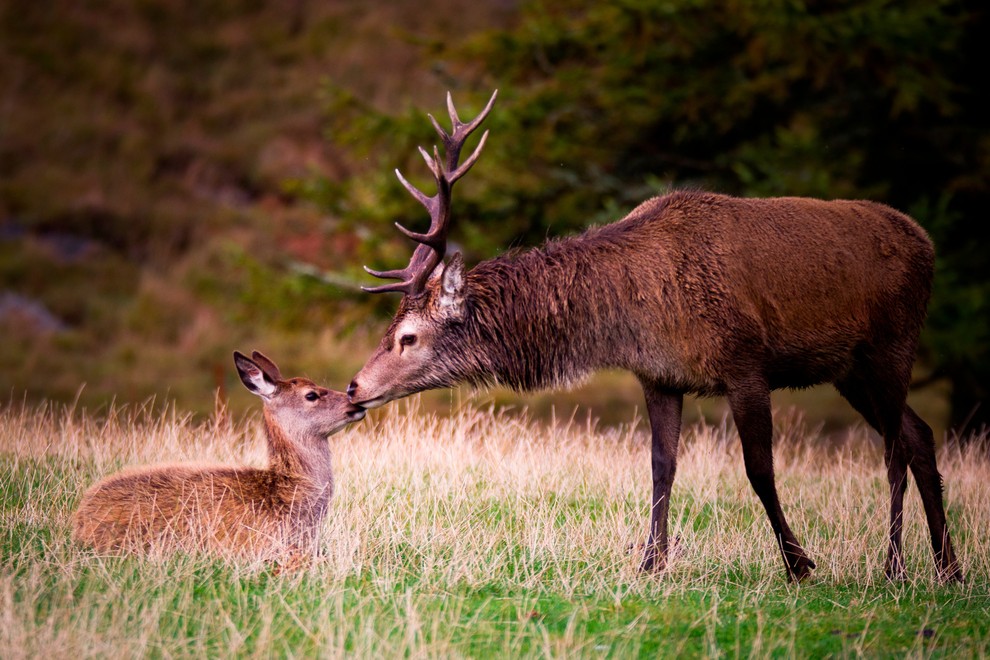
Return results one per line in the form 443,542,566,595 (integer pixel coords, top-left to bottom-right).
234,351,365,438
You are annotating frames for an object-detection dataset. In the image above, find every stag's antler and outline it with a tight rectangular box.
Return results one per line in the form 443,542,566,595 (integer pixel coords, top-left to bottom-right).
363,90,498,295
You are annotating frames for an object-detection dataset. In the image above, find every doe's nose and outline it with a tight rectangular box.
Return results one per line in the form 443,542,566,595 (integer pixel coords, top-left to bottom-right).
346,380,357,399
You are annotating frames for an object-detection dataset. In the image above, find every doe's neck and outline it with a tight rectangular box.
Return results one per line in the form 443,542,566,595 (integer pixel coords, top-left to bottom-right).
262,409,334,489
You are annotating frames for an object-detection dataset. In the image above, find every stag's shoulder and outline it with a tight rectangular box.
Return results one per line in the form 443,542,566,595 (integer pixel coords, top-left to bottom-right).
609,190,736,231
622,190,722,220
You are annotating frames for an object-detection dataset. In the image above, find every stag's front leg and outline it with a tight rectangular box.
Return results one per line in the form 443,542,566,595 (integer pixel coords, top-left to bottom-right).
728,379,815,581
639,382,683,572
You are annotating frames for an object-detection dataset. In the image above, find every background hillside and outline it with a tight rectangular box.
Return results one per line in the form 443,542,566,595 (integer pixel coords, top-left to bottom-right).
0,0,512,417
1,0,987,437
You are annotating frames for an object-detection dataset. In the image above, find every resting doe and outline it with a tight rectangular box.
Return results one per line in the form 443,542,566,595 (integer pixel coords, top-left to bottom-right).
72,351,365,559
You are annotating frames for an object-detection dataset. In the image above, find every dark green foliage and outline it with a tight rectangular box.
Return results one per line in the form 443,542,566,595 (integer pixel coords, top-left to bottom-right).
1,0,985,431
323,0,989,433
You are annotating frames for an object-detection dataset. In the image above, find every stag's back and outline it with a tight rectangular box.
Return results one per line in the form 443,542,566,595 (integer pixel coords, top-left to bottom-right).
598,191,934,389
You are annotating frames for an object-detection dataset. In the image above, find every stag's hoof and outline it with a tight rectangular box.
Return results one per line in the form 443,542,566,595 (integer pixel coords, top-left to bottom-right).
936,564,965,584
639,557,662,573
935,548,964,584
884,566,908,582
636,535,682,572
884,553,906,582
638,546,665,573
786,554,816,582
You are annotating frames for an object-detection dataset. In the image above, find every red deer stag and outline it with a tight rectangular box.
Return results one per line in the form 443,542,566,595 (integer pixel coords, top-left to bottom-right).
74,351,365,559
348,90,962,582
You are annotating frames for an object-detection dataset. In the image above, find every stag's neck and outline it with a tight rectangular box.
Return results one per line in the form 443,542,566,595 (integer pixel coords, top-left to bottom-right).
451,227,674,391
262,410,334,498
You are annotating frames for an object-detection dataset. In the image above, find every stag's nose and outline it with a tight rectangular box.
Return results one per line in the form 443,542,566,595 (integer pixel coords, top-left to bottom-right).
346,380,358,400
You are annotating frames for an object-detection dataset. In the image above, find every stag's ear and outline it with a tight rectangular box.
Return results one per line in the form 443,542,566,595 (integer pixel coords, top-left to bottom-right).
234,351,277,399
427,260,445,283
439,252,466,319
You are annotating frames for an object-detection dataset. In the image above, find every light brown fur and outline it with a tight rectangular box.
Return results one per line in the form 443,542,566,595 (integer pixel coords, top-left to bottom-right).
72,351,365,559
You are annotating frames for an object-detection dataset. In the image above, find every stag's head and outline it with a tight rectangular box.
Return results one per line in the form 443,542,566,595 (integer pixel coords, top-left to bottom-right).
348,91,496,409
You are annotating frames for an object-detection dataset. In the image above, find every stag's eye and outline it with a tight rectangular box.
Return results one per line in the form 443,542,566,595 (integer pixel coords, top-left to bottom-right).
399,334,417,348
305,391,319,402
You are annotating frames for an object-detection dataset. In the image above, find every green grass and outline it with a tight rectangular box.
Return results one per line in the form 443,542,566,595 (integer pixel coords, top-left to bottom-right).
1,401,988,657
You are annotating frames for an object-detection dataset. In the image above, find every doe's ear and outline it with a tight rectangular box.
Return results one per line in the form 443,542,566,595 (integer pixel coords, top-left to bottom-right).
439,252,466,319
250,350,282,382
234,351,277,399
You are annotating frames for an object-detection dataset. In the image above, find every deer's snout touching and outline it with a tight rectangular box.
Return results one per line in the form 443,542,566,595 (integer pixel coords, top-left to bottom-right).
347,379,379,408
345,402,366,422
346,376,395,410
347,373,382,408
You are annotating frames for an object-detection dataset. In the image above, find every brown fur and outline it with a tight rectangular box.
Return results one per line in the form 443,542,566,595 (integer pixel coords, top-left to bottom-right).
72,351,365,559
352,190,962,582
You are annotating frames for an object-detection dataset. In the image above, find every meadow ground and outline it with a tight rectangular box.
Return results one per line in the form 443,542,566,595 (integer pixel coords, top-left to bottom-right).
1,398,988,658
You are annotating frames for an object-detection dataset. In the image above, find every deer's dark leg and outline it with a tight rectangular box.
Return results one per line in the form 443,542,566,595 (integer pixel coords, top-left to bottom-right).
728,379,815,581
835,372,910,581
638,380,683,572
902,406,963,582
839,344,962,583
880,408,910,580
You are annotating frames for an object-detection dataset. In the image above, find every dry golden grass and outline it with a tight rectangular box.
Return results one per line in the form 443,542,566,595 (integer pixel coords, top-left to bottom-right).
1,397,988,657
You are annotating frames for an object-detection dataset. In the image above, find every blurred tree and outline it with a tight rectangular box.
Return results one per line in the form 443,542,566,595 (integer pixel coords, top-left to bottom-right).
321,0,989,436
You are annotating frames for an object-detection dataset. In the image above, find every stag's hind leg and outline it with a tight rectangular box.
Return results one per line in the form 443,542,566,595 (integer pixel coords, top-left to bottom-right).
836,362,962,583
835,372,910,580
728,379,815,581
901,406,963,582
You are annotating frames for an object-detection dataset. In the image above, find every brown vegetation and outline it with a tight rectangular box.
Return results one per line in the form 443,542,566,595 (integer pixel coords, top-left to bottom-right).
2,399,988,655
71,351,364,558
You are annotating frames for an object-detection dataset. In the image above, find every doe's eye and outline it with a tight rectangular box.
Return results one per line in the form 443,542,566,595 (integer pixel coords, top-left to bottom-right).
305,391,319,402
399,334,417,347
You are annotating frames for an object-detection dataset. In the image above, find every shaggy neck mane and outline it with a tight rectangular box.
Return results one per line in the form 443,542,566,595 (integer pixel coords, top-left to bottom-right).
447,217,667,391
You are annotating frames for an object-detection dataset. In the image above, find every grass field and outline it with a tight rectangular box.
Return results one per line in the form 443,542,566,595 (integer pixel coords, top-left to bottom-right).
1,398,988,657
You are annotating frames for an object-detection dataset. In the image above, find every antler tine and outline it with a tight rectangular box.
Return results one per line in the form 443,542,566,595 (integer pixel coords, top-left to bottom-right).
437,90,498,176
363,265,409,280
395,167,434,210
448,89,498,138
361,244,437,294
394,164,447,252
418,145,441,179
449,129,489,184
446,91,462,127
361,280,415,295
394,218,446,252
361,279,416,295
363,90,496,296
428,113,451,144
